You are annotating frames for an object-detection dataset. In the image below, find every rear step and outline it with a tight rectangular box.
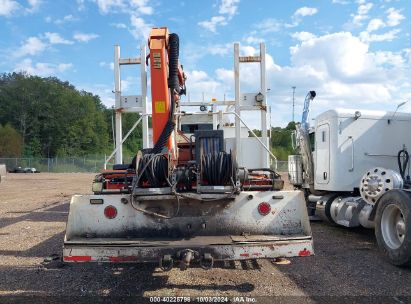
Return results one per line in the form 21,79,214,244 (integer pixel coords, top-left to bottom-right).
63,235,313,269
64,234,312,246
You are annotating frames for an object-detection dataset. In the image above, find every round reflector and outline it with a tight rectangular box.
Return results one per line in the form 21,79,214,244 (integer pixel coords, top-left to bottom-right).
104,205,117,219
258,202,271,216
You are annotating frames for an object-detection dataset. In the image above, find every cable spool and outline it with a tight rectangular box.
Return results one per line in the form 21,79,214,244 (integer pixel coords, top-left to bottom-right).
201,151,237,186
137,153,169,187
360,167,403,205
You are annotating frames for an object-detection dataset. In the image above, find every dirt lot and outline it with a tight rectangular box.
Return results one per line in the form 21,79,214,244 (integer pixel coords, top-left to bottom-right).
1,173,411,302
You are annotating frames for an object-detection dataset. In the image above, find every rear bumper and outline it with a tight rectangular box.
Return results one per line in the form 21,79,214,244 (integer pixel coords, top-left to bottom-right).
63,190,314,265
63,235,313,263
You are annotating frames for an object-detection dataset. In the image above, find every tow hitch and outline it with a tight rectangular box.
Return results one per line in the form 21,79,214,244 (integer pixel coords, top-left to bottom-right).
177,249,197,270
200,253,214,270
159,251,215,271
159,255,173,271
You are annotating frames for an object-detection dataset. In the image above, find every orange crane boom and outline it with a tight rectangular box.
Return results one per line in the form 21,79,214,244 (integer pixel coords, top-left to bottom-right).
148,27,186,155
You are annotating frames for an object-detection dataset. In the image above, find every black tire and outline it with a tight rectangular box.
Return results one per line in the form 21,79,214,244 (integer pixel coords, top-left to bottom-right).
303,189,316,216
316,193,340,225
324,194,340,225
375,189,411,266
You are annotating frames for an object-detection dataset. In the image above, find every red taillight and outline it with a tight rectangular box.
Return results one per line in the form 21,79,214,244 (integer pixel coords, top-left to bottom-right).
258,202,271,216
104,205,117,219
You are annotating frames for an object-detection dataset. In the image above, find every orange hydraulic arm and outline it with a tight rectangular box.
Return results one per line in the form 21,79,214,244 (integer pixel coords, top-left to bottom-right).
148,27,186,155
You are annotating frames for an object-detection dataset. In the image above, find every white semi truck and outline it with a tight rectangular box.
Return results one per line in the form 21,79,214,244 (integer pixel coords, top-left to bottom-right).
289,93,411,266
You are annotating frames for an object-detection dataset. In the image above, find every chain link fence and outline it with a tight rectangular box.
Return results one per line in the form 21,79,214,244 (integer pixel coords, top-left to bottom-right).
276,161,288,173
0,157,289,173
0,157,108,173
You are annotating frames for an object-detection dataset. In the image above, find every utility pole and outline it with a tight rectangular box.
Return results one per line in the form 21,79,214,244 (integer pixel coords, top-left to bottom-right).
292,86,296,122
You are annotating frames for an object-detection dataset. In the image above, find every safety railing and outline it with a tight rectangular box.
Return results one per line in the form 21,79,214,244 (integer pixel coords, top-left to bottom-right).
176,111,278,170
104,114,148,169
104,111,279,170
229,111,278,170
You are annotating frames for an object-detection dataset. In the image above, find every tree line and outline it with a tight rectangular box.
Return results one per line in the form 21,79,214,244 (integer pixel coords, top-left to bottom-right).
0,72,142,159
250,121,296,161
0,72,295,161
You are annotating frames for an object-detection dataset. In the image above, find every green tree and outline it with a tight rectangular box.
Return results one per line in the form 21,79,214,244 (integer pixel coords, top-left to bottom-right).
0,124,23,157
247,123,296,161
121,112,143,158
269,122,297,160
0,72,110,157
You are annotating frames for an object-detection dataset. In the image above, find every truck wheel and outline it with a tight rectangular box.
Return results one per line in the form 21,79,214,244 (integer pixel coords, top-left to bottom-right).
375,190,411,266
316,193,339,225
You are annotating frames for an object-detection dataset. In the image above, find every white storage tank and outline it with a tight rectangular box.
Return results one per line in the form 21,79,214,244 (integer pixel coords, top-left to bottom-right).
288,155,303,186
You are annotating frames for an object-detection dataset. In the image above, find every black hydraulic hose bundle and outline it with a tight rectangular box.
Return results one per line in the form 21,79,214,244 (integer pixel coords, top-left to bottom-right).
398,148,410,182
137,153,168,187
151,120,175,154
167,33,180,94
201,151,237,186
152,33,180,155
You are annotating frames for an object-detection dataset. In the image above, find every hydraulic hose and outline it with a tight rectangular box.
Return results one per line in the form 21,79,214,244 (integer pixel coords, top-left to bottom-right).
398,149,409,181
151,120,175,154
137,153,168,187
151,33,180,154
168,33,180,94
201,151,237,186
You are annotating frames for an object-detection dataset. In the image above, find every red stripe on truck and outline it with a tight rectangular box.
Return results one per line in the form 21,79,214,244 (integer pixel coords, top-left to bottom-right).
64,255,92,262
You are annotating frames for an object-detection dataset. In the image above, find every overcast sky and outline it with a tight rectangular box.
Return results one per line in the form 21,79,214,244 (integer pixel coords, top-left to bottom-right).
1,0,410,127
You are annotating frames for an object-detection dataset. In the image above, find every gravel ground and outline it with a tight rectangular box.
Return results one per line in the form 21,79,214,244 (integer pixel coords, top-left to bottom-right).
0,173,410,302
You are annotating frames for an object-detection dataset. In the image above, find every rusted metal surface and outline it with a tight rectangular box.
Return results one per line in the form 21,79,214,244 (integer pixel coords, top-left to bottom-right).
239,56,261,63
230,235,311,242
65,190,311,239
119,58,141,65
65,235,310,246
134,193,236,201
63,237,313,263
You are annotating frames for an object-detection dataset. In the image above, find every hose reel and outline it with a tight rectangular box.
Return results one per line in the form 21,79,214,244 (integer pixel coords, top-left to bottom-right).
201,151,237,186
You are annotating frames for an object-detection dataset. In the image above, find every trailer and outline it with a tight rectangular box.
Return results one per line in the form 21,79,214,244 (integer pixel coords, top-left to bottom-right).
63,27,313,270
290,94,411,266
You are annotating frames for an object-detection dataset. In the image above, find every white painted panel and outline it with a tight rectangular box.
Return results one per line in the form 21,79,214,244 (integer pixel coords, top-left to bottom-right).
120,95,142,109
225,137,264,168
313,109,411,191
